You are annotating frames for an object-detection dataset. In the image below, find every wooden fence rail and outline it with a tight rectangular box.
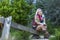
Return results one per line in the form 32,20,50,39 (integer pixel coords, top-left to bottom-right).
0,17,37,35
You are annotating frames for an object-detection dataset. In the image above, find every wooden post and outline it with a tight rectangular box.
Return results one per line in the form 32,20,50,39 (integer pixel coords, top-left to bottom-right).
1,16,12,40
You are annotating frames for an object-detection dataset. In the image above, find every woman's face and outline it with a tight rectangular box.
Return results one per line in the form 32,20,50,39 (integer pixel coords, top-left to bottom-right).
37,10,42,15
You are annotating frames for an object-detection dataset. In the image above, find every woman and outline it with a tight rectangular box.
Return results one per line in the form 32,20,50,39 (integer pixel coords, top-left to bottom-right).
32,8,49,39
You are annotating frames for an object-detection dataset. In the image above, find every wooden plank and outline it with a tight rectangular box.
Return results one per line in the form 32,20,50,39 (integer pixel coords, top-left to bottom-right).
1,16,12,40
11,22,37,34
0,17,37,34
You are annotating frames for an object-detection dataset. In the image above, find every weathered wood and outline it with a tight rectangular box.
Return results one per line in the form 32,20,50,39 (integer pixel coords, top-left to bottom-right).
11,22,37,34
1,16,12,40
0,17,37,34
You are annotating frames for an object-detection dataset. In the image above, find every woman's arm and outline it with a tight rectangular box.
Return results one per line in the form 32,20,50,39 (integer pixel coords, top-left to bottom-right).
34,14,41,24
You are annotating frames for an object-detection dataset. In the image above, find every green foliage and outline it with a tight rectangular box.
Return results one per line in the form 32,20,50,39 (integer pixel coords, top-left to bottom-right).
10,28,30,40
50,29,60,40
0,0,33,25
54,29,60,40
0,0,33,40
46,20,55,34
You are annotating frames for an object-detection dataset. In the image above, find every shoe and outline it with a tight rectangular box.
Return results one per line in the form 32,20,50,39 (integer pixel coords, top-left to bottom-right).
32,34,40,39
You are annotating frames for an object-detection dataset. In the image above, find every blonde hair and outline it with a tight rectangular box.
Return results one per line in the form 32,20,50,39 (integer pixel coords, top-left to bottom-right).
34,8,42,20
35,8,42,15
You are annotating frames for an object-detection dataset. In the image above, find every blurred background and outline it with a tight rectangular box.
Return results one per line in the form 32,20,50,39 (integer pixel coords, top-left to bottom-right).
0,0,60,40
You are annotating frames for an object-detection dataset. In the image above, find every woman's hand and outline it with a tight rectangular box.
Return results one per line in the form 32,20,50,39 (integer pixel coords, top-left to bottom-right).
37,22,41,25
43,24,47,26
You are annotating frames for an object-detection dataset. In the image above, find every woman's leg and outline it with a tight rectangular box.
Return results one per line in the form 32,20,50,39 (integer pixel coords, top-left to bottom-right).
34,25,50,39
41,25,50,38
32,25,40,39
36,25,42,31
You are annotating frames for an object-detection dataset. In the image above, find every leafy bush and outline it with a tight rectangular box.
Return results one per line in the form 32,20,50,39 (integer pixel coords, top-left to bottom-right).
50,29,60,40
0,0,33,40
10,28,31,40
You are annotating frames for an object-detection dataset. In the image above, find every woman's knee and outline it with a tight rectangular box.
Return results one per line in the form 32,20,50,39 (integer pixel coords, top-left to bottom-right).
36,25,42,31
42,26,47,30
